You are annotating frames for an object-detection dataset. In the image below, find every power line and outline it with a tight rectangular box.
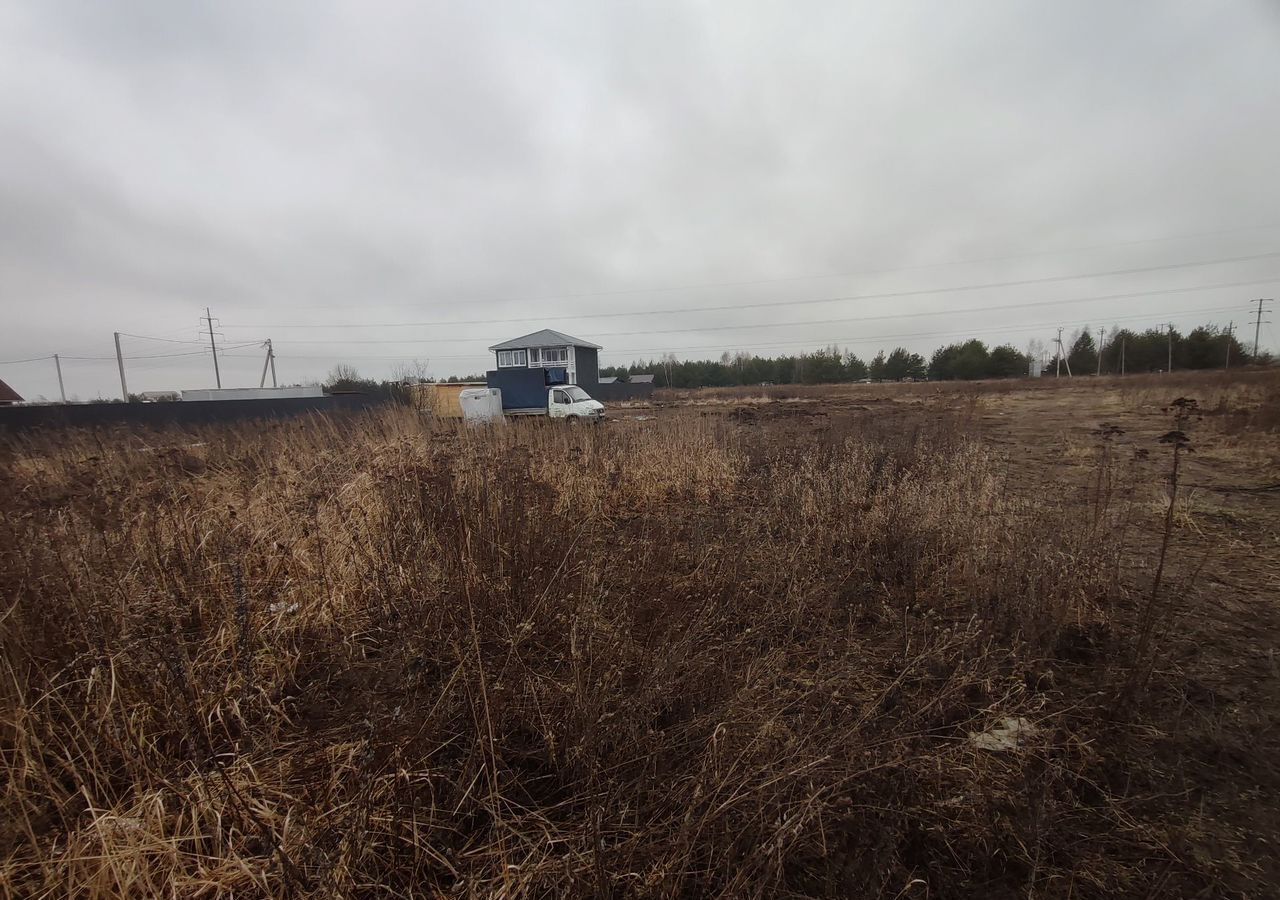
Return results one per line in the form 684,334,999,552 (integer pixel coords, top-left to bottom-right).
269,304,1239,354
259,221,1280,311
594,307,1251,359
221,252,1280,331
259,278,1276,347
221,304,1243,362
61,350,209,361
28,302,1248,370
57,342,264,361
5,246,1274,380
124,356,221,373
115,332,206,345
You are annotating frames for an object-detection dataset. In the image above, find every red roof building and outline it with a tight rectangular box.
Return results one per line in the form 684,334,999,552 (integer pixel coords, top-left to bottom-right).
0,378,23,405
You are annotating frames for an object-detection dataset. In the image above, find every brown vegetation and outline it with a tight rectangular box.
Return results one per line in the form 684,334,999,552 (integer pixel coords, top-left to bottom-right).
1,370,1278,897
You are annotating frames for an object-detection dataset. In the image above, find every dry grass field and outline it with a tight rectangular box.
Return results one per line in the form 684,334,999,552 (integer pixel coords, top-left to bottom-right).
1,369,1278,898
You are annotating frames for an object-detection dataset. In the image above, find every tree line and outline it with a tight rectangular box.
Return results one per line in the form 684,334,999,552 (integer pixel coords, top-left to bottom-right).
598,323,1259,388
319,323,1260,390
1047,324,1249,376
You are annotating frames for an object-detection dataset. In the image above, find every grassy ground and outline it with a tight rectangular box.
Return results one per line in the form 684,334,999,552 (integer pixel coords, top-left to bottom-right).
1,369,1277,898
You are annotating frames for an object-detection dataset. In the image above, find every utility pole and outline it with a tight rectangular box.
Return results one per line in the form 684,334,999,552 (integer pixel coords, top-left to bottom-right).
113,332,129,401
1120,335,1126,376
53,353,66,403
259,343,270,388
1252,298,1273,359
202,307,222,389
259,339,278,388
1166,324,1174,374
1225,322,1234,371
1096,327,1105,376
1054,328,1072,377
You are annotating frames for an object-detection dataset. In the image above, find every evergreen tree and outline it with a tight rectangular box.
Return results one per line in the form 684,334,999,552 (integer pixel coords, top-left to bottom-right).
988,345,1028,378
869,351,887,381
884,348,927,380
1067,329,1098,375
843,352,868,380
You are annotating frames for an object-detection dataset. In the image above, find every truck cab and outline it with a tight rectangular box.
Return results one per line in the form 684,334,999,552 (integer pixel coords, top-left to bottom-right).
547,385,605,421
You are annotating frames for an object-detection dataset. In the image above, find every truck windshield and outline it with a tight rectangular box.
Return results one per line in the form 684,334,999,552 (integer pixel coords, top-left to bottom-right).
564,386,592,402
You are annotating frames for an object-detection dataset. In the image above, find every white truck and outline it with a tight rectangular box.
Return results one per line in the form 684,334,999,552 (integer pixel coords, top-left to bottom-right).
459,385,605,423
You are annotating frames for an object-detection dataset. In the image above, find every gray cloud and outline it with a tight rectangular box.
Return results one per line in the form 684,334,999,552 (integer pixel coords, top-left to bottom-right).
2,1,1279,398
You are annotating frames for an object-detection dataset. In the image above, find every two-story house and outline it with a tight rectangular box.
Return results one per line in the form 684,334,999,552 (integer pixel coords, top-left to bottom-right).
487,329,602,392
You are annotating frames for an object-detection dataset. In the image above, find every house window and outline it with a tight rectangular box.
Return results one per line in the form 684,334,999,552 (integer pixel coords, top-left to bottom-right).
497,350,527,367
532,347,568,366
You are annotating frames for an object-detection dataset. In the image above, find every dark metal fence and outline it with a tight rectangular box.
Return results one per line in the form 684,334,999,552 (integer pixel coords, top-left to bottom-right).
591,382,655,404
0,395,391,433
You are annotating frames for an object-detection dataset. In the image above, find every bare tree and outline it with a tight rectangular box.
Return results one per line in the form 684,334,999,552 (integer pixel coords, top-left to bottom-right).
325,364,362,388
390,359,432,383
661,352,679,388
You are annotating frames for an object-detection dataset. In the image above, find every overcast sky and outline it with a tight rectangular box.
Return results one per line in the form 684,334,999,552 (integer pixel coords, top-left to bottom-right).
2,1,1279,399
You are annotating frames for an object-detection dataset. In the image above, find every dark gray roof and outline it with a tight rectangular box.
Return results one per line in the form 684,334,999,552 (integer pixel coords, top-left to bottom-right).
598,376,618,384
630,374,655,384
489,329,602,351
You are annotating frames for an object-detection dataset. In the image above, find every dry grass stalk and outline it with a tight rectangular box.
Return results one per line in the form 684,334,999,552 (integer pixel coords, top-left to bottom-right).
0,400,1262,897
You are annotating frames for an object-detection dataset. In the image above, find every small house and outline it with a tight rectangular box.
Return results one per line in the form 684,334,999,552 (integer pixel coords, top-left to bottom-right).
0,378,22,406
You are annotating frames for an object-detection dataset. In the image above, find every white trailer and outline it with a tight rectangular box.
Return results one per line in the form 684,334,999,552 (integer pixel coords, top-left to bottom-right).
459,388,506,423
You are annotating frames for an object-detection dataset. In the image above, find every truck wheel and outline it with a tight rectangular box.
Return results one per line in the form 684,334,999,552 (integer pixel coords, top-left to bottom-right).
566,415,580,425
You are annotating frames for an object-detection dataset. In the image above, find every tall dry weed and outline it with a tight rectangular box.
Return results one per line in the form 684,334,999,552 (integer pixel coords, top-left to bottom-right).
0,407,1222,897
